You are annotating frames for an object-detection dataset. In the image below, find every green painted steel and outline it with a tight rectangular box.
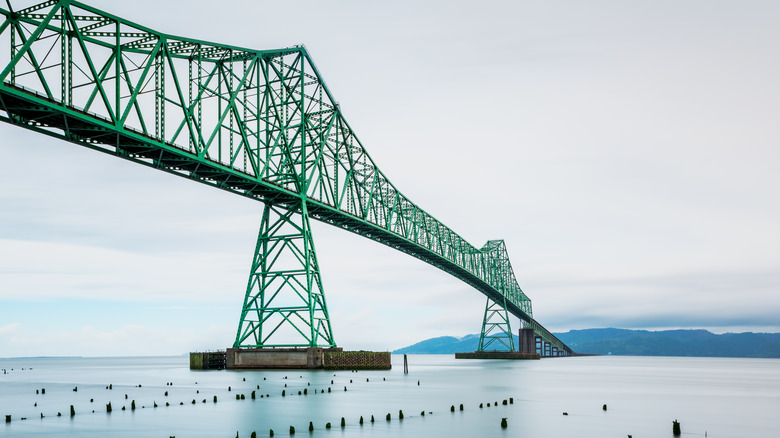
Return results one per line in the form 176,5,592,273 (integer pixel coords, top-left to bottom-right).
234,201,335,348
0,0,571,355
478,296,515,352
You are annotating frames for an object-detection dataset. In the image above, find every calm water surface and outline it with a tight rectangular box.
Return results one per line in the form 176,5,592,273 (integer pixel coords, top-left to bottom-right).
1,354,778,437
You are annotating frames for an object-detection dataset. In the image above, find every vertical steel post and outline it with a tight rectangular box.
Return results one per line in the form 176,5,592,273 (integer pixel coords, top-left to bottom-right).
114,20,119,122
188,54,193,152
9,15,14,85
67,18,72,107
229,52,233,167
60,6,65,104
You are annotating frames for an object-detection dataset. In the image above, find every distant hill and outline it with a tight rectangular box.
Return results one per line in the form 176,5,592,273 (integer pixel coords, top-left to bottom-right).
394,334,513,354
557,328,780,358
394,328,780,358
394,334,483,354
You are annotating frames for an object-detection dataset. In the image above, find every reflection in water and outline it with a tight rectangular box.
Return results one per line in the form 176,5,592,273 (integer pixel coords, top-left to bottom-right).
0,355,778,437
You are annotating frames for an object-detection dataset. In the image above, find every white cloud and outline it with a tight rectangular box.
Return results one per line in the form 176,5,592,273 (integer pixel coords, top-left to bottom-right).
0,238,247,303
0,323,234,357
0,322,21,337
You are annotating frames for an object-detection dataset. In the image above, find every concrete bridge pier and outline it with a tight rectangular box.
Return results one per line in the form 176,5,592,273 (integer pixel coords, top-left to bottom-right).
519,328,571,357
519,328,536,354
457,327,572,359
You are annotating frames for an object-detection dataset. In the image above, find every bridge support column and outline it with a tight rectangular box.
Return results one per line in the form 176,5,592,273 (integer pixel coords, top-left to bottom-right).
478,297,515,351
518,328,536,354
233,201,335,348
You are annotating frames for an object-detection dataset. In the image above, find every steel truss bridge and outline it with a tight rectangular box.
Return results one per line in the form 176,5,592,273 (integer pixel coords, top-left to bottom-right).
0,0,571,356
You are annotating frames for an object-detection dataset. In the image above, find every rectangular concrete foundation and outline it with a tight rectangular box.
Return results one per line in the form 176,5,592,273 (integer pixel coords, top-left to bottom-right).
518,328,537,354
223,348,392,370
226,347,341,369
455,351,541,360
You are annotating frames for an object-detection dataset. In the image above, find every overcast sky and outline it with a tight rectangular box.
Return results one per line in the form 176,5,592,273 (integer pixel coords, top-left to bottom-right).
1,0,779,357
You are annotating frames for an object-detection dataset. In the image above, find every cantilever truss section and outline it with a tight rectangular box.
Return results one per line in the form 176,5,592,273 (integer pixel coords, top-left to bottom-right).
0,0,567,352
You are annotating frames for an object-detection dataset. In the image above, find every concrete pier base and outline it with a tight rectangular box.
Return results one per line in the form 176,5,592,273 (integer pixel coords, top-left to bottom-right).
455,351,541,360
220,348,393,370
226,347,342,369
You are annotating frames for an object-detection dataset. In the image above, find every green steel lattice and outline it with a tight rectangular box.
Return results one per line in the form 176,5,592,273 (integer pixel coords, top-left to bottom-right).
0,0,572,354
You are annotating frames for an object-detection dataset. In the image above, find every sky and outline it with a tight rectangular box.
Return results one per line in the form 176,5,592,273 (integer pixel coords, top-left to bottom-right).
1,0,779,357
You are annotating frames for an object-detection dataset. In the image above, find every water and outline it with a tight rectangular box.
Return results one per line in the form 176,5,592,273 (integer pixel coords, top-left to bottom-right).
1,355,778,437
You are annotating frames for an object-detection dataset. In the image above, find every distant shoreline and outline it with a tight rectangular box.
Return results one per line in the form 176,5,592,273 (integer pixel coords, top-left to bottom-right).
394,328,780,358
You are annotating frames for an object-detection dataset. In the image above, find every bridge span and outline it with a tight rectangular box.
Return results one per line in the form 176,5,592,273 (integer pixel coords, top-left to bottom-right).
0,0,571,357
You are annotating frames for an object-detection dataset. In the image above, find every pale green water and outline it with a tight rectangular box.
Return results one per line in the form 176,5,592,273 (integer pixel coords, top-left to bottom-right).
1,354,778,437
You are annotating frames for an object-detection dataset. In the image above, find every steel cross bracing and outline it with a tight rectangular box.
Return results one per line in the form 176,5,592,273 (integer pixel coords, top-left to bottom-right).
235,201,335,348
0,0,570,354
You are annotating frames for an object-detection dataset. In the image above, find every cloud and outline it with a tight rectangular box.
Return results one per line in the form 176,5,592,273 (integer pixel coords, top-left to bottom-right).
0,238,247,303
531,267,780,332
0,323,21,337
0,323,234,357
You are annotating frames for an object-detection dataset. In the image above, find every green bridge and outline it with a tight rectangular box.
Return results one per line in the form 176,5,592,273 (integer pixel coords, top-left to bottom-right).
0,0,571,357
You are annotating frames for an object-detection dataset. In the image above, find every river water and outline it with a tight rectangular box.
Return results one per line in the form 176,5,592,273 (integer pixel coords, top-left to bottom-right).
1,354,777,437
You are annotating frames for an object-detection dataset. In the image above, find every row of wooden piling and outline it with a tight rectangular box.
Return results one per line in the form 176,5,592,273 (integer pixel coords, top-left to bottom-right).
5,372,402,424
